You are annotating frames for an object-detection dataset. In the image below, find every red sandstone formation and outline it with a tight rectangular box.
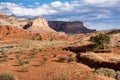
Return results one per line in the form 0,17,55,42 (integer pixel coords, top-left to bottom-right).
0,13,9,21
0,25,32,39
24,17,56,33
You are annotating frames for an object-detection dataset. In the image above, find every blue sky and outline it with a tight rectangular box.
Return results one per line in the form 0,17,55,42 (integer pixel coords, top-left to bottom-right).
0,0,69,6
0,0,120,30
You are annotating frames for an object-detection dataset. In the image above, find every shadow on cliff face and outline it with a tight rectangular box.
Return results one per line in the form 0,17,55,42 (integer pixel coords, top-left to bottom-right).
63,44,94,53
23,21,32,29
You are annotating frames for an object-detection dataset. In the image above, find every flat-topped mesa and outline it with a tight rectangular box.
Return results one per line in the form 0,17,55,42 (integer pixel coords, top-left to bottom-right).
48,21,96,34
24,17,56,33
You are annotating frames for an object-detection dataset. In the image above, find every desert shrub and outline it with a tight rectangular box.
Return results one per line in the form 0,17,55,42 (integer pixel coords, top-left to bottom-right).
59,56,69,62
82,52,95,58
0,51,8,59
15,55,20,60
41,61,46,65
0,52,8,62
30,51,37,55
29,55,35,59
0,57,8,62
40,54,49,66
42,55,49,61
90,34,110,49
0,72,16,80
67,54,76,62
116,71,120,80
59,54,76,63
18,60,24,66
15,51,25,55
96,68,116,78
29,49,38,55
0,50,7,55
21,67,29,72
55,72,69,80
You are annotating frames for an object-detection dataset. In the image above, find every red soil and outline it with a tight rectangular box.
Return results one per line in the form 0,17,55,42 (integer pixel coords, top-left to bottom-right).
0,49,115,80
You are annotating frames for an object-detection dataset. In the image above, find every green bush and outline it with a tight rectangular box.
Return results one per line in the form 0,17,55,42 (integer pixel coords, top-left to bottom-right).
90,34,110,49
0,72,16,80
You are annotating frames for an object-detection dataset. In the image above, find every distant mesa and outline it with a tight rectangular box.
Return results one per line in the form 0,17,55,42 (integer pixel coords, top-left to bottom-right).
48,21,96,34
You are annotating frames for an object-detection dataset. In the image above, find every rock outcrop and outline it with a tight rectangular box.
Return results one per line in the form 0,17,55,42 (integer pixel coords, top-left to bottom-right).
0,25,33,39
48,21,96,34
0,13,12,26
8,14,29,28
23,18,67,40
0,13,28,28
0,25,67,40
24,18,56,33
0,14,67,40
0,13,9,21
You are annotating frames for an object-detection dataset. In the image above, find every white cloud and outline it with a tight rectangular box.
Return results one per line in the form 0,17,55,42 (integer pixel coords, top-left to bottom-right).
84,0,110,4
83,0,120,7
0,2,59,16
56,18,70,21
51,1,62,7
0,0,118,17
0,1,74,16
0,0,120,30
34,2,40,5
85,22,120,31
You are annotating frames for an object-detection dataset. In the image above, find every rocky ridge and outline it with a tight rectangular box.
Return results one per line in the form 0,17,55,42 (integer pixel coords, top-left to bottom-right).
0,14,67,40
